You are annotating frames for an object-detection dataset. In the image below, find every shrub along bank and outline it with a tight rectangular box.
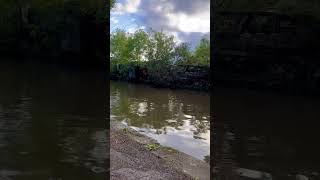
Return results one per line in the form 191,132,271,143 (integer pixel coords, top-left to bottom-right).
110,29,210,91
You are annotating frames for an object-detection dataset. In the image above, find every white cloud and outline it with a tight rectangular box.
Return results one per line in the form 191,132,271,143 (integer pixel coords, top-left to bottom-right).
111,17,119,24
127,27,137,34
111,0,210,48
166,11,210,33
140,26,146,30
127,25,146,34
112,0,141,14
165,31,183,44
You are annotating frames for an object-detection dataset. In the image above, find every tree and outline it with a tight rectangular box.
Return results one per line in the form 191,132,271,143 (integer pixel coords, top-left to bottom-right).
110,29,129,64
173,42,192,65
110,0,116,9
145,30,175,80
194,37,210,66
130,29,149,63
146,30,174,63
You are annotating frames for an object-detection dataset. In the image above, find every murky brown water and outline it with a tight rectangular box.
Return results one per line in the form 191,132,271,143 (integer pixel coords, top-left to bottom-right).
110,80,210,161
0,60,107,180
214,88,320,179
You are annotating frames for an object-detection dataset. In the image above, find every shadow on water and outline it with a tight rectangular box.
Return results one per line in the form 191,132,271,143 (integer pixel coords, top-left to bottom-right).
0,60,107,180
110,80,210,161
213,88,320,180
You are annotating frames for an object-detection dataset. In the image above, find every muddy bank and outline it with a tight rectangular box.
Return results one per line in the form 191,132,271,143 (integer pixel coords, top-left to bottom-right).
110,65,210,91
110,120,210,180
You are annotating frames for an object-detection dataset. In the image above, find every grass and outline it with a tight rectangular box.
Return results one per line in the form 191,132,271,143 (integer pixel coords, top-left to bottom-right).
122,128,129,134
162,146,177,154
145,143,160,151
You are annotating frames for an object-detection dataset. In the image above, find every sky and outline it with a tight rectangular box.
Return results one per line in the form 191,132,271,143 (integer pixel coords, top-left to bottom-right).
110,0,210,49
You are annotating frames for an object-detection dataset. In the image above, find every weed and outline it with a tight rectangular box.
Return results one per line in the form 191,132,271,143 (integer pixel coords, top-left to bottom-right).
145,143,160,151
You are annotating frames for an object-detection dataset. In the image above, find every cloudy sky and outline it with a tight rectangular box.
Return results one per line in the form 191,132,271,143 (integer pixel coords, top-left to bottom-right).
111,0,210,49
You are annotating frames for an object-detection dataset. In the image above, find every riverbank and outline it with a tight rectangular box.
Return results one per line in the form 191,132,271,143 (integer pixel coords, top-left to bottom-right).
110,120,210,180
110,64,210,91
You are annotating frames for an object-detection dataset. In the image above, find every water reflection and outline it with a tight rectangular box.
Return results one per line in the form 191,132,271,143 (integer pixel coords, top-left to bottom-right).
110,81,210,161
214,88,320,179
0,61,107,179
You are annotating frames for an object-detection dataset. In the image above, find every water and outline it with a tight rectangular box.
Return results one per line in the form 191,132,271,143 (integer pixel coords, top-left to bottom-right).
110,80,210,162
214,88,320,179
0,60,107,180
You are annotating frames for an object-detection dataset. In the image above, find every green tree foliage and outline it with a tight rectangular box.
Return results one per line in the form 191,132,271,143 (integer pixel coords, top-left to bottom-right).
110,0,116,9
146,30,175,64
130,30,149,63
145,30,175,79
110,29,129,74
110,28,210,79
194,37,210,66
110,28,150,76
173,42,192,65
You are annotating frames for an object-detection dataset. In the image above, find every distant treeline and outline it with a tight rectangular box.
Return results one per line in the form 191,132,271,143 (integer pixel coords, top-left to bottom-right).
110,28,210,90
0,0,107,65
110,28,210,82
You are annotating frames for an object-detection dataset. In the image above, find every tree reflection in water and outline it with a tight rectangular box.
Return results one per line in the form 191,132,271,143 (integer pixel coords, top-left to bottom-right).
110,80,210,161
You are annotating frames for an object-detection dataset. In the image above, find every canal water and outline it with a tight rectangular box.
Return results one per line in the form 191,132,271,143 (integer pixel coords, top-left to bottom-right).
110,80,210,162
214,88,320,179
0,60,107,180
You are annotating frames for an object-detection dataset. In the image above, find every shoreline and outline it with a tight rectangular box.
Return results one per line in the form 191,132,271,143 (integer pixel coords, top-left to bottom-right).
110,120,210,180
110,78,210,92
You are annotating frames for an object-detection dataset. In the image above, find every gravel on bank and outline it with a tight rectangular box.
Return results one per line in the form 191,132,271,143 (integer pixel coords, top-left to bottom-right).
110,120,210,180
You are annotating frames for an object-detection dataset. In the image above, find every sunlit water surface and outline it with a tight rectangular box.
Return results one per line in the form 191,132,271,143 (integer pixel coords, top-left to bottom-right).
110,81,210,161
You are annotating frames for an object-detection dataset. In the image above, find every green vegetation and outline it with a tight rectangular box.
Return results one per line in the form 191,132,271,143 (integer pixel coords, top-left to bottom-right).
110,28,210,80
122,128,129,134
145,143,160,151
162,146,177,154
110,0,116,9
204,155,210,164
